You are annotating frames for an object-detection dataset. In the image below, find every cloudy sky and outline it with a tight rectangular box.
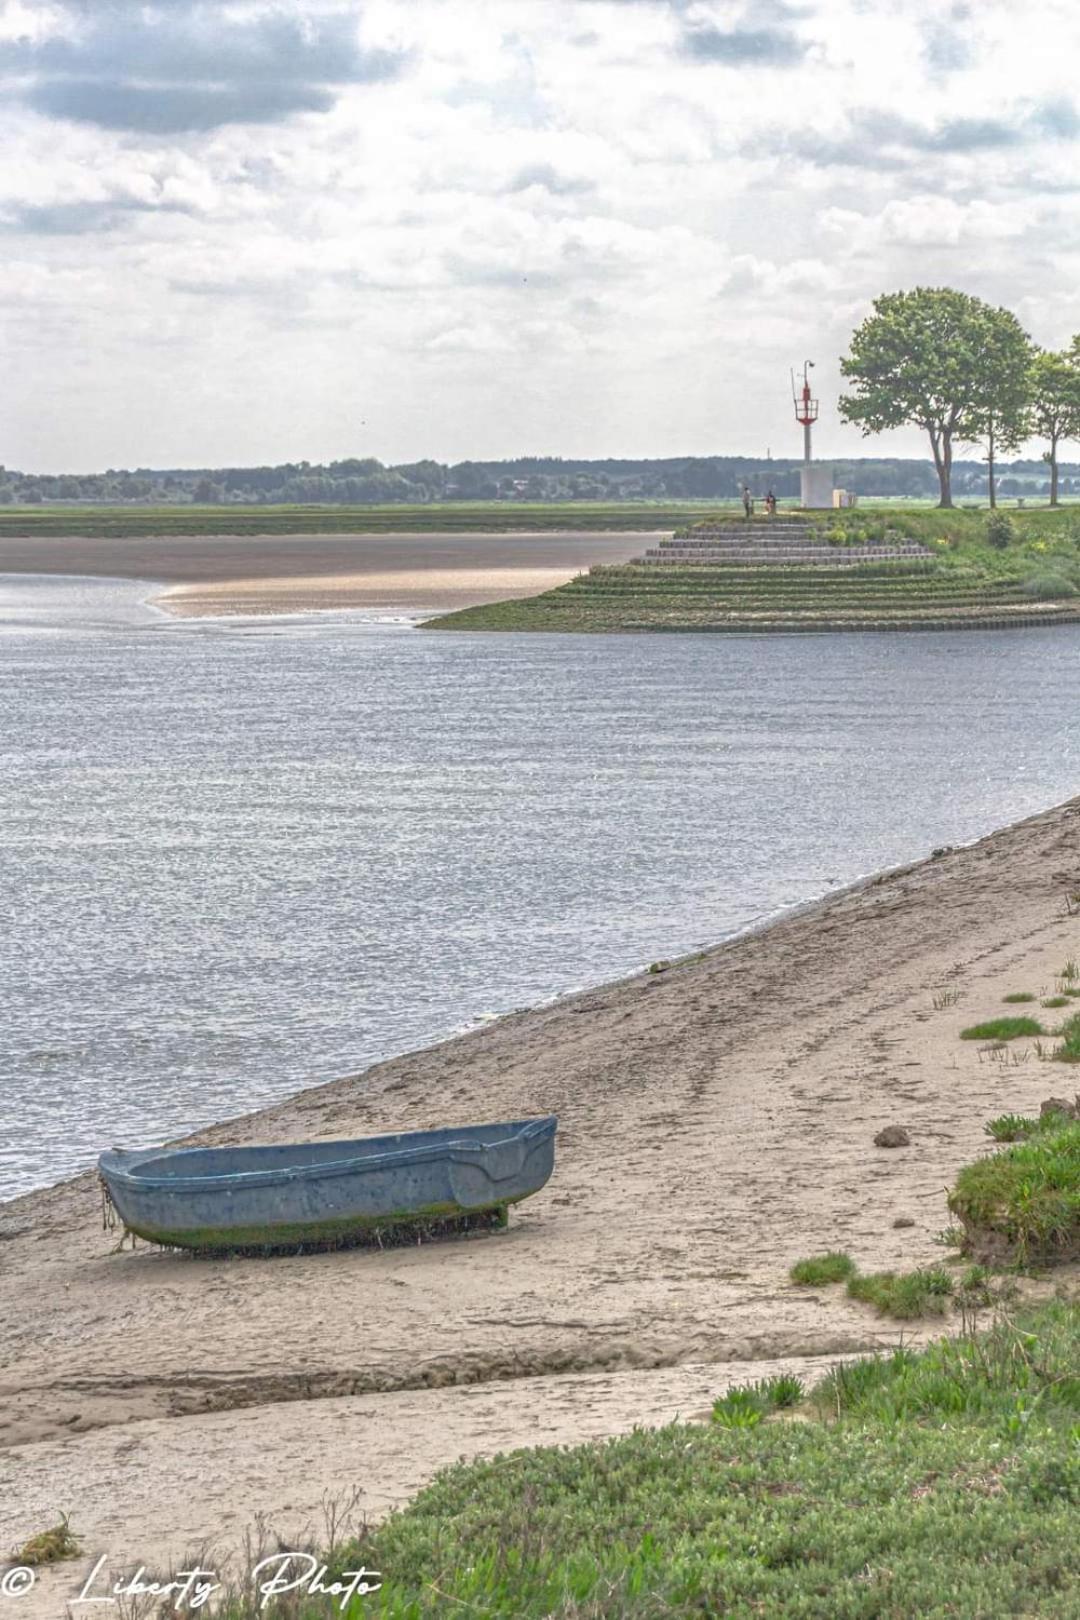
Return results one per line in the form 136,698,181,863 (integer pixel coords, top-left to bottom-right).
3,0,1079,471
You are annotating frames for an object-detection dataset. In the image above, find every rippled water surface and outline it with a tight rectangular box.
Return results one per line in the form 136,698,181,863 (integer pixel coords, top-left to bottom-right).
3,573,1079,1199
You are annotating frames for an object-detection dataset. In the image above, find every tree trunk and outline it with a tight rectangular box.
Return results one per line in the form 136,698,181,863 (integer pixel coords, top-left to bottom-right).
929,427,953,508
940,431,953,508
987,417,996,510
1050,437,1060,506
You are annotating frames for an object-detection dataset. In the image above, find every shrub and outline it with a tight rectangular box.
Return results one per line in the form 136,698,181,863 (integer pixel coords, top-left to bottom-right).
789,1251,856,1285
960,1016,1044,1041
1022,570,1077,600
986,511,1016,548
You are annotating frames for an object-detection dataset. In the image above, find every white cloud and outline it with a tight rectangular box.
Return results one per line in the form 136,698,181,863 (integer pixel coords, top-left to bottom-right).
5,0,1080,469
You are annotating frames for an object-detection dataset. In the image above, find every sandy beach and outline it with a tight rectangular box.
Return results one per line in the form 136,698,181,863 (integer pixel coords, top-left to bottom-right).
0,531,652,617
2,795,1078,1612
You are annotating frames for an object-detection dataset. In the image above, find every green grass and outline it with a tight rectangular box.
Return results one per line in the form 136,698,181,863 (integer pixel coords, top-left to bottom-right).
1044,996,1071,1008
985,1113,1038,1142
1053,1011,1080,1062
960,1016,1045,1041
812,1299,1077,1424
789,1251,857,1285
949,1119,1080,1263
711,1374,807,1428
1003,991,1037,1003
846,1265,955,1319
233,1304,1080,1619
422,506,1080,635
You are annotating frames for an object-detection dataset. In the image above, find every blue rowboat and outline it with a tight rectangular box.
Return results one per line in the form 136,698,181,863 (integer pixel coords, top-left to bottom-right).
98,1115,557,1254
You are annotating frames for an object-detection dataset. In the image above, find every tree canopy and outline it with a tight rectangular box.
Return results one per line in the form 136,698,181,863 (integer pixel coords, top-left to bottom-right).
839,287,1033,508
1029,347,1080,505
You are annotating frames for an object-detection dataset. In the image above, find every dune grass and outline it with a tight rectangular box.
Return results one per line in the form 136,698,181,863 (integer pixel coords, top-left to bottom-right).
1003,991,1037,1003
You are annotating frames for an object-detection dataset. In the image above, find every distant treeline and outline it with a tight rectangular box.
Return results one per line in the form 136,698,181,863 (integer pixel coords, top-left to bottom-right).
2,455,1076,506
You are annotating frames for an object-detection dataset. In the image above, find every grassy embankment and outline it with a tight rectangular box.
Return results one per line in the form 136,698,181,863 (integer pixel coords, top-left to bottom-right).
0,500,734,538
215,1103,1078,1619
423,508,1080,633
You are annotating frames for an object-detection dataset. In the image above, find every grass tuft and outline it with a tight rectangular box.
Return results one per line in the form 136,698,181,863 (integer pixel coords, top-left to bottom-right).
985,1113,1038,1142
15,1515,80,1566
846,1265,954,1319
960,1015,1044,1041
711,1386,768,1428
712,1372,808,1427
1003,991,1036,1003
1052,1011,1080,1063
789,1251,856,1286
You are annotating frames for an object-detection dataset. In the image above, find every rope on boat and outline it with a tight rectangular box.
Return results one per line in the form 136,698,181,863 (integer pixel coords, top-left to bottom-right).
99,1174,138,1249
100,1173,117,1232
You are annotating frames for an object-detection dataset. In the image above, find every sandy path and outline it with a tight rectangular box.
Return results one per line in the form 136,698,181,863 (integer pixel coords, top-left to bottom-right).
0,531,651,616
1,798,1079,1602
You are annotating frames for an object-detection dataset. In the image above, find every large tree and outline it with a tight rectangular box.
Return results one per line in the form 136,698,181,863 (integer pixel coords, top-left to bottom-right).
839,288,1032,509
1029,346,1080,506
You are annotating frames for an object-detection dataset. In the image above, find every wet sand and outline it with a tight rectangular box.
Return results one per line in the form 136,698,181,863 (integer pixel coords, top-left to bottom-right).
2,796,1078,1610
0,531,653,616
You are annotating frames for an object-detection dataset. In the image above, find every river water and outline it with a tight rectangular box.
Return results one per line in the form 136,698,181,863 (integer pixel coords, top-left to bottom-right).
2,573,1079,1199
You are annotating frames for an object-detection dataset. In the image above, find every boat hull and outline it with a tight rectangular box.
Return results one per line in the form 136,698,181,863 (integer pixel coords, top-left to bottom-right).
98,1115,557,1254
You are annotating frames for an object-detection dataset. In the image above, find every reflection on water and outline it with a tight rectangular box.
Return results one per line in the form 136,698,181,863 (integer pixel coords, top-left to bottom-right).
2,573,1079,1199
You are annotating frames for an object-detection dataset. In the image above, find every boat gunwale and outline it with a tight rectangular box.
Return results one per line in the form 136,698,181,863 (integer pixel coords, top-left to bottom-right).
98,1114,557,1194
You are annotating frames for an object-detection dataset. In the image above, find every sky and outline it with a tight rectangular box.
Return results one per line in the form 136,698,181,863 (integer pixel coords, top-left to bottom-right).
3,0,1080,472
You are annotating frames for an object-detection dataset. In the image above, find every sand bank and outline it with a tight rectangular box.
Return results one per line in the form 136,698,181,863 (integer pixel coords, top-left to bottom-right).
2,797,1079,1609
0,530,651,617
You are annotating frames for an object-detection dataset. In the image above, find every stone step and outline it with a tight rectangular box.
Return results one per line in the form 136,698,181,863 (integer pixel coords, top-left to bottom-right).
687,523,818,534
644,538,930,550
636,548,933,566
648,547,931,560
657,537,931,550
